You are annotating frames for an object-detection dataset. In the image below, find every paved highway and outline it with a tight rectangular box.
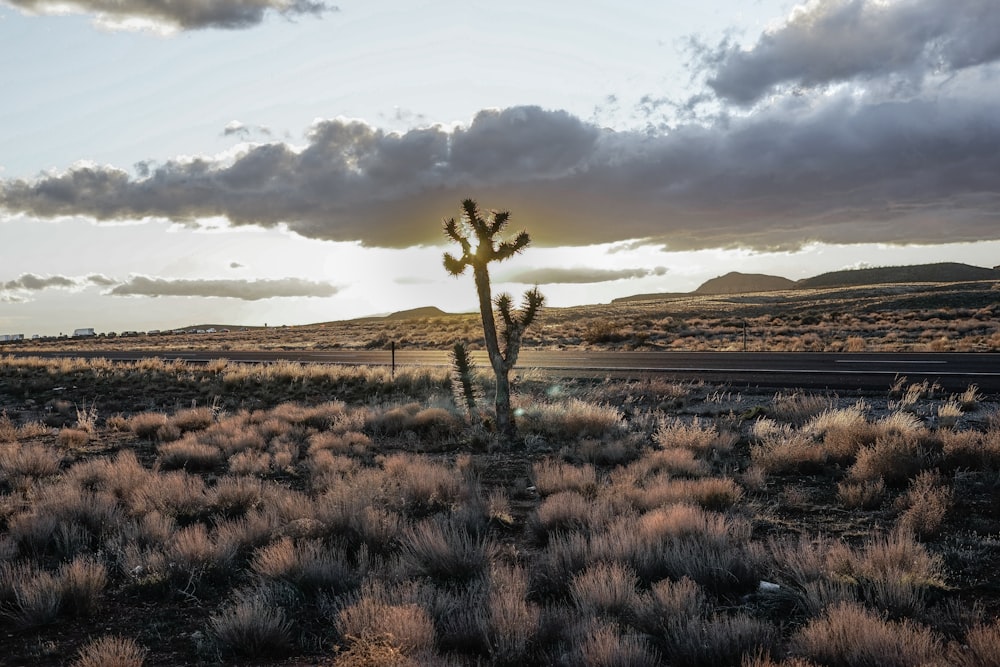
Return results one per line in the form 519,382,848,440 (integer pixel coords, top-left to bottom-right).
7,349,1000,393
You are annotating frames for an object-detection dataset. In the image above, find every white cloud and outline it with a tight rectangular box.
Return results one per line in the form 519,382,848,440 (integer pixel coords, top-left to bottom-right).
698,0,1000,104
109,276,339,300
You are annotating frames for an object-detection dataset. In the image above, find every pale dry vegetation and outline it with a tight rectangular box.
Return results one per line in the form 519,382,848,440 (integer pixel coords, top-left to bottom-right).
0,356,997,664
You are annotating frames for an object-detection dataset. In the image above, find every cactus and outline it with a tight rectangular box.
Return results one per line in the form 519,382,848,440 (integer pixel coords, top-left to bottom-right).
443,199,545,443
450,341,480,420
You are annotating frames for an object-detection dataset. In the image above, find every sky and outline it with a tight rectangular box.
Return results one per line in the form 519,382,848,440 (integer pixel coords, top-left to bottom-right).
1,0,999,336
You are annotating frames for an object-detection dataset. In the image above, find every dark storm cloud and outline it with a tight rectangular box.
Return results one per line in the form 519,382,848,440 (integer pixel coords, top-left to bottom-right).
502,266,668,284
3,0,334,30
701,0,1000,104
109,276,339,300
3,273,77,290
3,98,1000,251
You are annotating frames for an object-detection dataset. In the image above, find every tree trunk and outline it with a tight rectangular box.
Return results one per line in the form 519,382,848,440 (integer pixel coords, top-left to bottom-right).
472,264,515,443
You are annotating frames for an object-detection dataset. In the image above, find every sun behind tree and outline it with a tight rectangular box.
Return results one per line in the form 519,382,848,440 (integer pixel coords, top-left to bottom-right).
442,198,544,444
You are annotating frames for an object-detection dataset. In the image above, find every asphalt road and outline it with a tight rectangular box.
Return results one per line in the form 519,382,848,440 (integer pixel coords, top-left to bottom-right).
7,349,1000,393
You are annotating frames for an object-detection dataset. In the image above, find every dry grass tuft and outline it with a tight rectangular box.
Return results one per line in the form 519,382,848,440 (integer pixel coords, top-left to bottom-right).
532,460,598,497
895,470,951,539
570,561,641,621
770,392,835,426
792,601,941,667
210,589,293,657
72,636,147,667
655,416,736,454
337,587,436,659
836,478,886,510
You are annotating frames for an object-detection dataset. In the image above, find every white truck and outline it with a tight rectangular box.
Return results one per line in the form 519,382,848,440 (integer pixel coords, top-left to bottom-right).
72,328,96,337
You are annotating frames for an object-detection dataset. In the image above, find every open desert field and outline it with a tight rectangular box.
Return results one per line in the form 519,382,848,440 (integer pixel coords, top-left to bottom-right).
1,351,998,665
5,279,1000,356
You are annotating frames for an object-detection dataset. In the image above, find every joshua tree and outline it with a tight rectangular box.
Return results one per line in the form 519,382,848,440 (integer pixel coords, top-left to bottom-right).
443,199,544,443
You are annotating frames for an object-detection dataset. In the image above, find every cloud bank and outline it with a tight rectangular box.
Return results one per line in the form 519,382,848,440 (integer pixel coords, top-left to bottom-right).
3,0,334,31
0,273,338,301
701,0,1000,104
502,266,668,285
2,1,998,253
3,273,77,291
4,97,998,252
109,276,339,300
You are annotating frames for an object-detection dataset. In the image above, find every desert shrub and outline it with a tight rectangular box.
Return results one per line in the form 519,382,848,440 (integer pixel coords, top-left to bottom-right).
105,414,130,431
805,404,876,462
251,537,354,595
529,491,606,544
937,400,963,428
307,430,371,456
873,411,926,439
634,447,709,478
751,431,827,475
157,438,224,471
591,507,757,595
10,569,64,627
58,427,91,448
8,486,124,560
658,614,779,667
626,476,744,511
570,561,641,621
530,531,592,599
136,471,209,520
72,636,147,667
956,384,982,412
168,406,215,432
632,576,708,635
487,564,539,664
0,442,62,478
571,436,642,466
0,410,17,441
336,585,437,658
830,530,945,617
532,460,598,497
210,587,293,657
213,511,276,560
379,453,462,517
67,450,149,504
791,602,941,667
960,619,1000,667
574,620,661,667
127,413,168,440
410,406,464,438
849,433,929,487
836,478,886,510
211,475,265,517
895,470,951,539
941,428,1000,470
655,417,735,454
167,523,235,579
57,555,108,616
519,398,625,441
770,392,834,426
400,518,493,583
228,450,272,476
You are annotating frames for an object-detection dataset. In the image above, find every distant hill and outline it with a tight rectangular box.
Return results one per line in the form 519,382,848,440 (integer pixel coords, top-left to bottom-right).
796,262,1000,289
695,272,796,295
383,306,456,321
612,262,1000,304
